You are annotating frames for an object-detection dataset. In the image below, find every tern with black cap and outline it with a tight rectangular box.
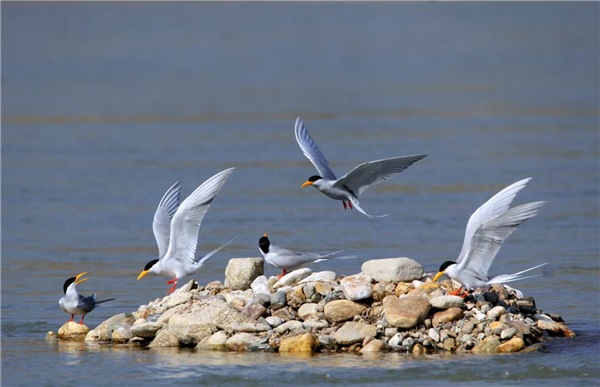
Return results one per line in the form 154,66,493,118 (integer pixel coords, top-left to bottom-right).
58,272,115,324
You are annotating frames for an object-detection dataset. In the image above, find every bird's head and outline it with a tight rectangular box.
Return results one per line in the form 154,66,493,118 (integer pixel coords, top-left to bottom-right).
137,259,159,280
433,261,456,282
301,175,322,188
259,232,270,254
63,272,89,294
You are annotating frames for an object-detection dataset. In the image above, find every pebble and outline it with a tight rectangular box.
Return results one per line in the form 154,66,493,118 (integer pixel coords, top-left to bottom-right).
340,273,373,301
279,333,318,352
487,306,506,320
429,295,464,309
383,295,430,329
273,268,312,289
270,290,287,310
265,316,284,328
324,300,368,323
297,303,319,321
299,271,337,284
250,275,270,295
428,328,440,342
332,322,377,345
361,257,424,283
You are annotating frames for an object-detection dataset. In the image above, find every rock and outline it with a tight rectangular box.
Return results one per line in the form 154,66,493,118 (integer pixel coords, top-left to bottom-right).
157,304,187,324
432,307,463,327
273,268,312,289
303,319,329,330
230,321,271,333
487,306,506,320
402,337,415,351
509,320,531,336
394,282,414,296
130,322,165,339
501,327,517,340
516,297,536,314
338,273,371,301
161,291,193,312
148,328,180,347
408,282,441,299
270,290,287,310
483,291,499,305
360,339,387,352
279,333,319,352
318,335,335,349
225,333,264,351
412,343,425,355
286,287,306,308
497,337,525,353
303,284,316,299
224,258,264,291
324,300,368,323
383,295,430,329
490,284,509,301
428,328,440,342
429,295,464,309
315,283,333,297
198,331,229,351
298,303,319,321
443,337,456,351
240,303,267,320
557,322,576,337
111,324,133,343
272,307,297,322
462,321,475,335
275,320,305,334
332,322,377,345
250,275,270,295
388,333,403,349
372,282,396,302
265,316,285,328
85,312,135,342
384,327,398,337
299,271,337,284
471,337,500,354
58,322,90,340
361,258,424,283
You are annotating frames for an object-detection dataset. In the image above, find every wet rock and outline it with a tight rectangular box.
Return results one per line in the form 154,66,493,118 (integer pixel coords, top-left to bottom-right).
225,333,264,351
324,300,368,323
131,322,165,339
394,282,414,296
383,295,430,329
240,303,267,320
483,291,499,305
318,335,335,349
498,337,525,353
111,324,133,343
361,258,424,283
340,273,373,301
198,331,229,351
148,328,180,347
402,337,415,351
557,322,576,337
332,322,377,346
265,316,284,328
273,268,312,289
360,339,387,352
516,297,537,314
85,312,135,342
471,337,500,354
298,303,319,321
412,343,425,355
58,322,90,340
224,258,264,291
433,307,463,328
279,333,319,352
430,295,464,309
443,337,456,351
286,287,307,308
299,271,337,284
270,290,287,310
250,275,270,295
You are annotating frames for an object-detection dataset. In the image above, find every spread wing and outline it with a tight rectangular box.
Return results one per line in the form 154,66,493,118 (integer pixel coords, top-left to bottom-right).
336,154,427,196
294,118,337,180
457,201,546,281
153,181,182,259
164,168,234,265
457,178,532,263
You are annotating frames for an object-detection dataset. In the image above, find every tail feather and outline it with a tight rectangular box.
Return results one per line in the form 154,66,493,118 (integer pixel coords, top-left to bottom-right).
95,298,116,305
349,197,388,220
195,236,237,267
312,255,357,264
489,263,547,284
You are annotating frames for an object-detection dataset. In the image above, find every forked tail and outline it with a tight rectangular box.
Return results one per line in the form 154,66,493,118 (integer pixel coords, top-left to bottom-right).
489,263,548,284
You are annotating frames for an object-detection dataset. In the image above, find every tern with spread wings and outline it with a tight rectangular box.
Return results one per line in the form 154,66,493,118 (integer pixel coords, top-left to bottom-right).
295,118,427,219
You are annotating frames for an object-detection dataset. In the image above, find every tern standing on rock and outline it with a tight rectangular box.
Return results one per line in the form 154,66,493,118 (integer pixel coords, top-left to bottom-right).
433,178,547,296
259,233,355,278
294,118,428,219
137,168,236,293
59,272,115,324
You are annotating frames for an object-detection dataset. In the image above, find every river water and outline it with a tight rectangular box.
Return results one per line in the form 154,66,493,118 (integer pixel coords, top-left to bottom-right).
2,3,599,386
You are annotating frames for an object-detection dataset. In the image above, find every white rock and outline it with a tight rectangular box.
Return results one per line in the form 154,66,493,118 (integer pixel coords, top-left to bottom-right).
265,316,285,328
487,306,506,320
250,275,270,295
273,268,312,289
361,258,424,283
299,271,337,284
340,273,373,301
297,303,319,321
429,295,464,309
388,333,403,349
224,257,264,290
428,328,440,342
275,320,305,334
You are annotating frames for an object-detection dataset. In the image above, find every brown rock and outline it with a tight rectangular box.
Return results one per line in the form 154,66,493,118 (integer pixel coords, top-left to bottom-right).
240,303,267,320
394,282,413,296
432,307,463,327
443,337,456,351
279,333,319,353
372,283,395,302
471,337,500,354
360,339,387,352
412,343,425,355
497,337,525,353
324,300,368,323
383,295,430,329
332,322,377,345
57,322,90,340
148,328,180,347
558,322,576,337
286,287,306,309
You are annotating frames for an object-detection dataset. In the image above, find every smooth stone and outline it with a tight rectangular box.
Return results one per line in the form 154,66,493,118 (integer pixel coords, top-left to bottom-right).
224,257,264,291
250,275,270,295
412,343,425,355
157,304,187,324
402,337,415,351
487,306,506,320
383,295,430,329
471,337,500,354
303,319,329,330
271,307,297,322
433,307,464,328
230,321,271,333
299,271,337,284
388,333,403,349
160,292,194,313
85,313,136,341
497,337,525,353
429,295,464,309
372,282,396,302
361,258,424,283
298,303,319,321
428,328,440,342
332,322,377,345
286,287,306,308
324,300,368,323
318,335,335,349
315,283,333,297
462,321,475,334
130,322,165,339
279,333,319,352
240,303,267,320
273,268,312,289
384,327,398,337
340,273,373,301
270,290,287,310
443,337,456,351
509,320,531,336
111,324,133,343
58,322,90,340
225,333,264,351
302,284,316,299
265,316,285,328
483,291,499,305
200,331,229,351
275,320,305,334
501,327,517,340
360,339,387,352
148,328,180,347
394,282,414,296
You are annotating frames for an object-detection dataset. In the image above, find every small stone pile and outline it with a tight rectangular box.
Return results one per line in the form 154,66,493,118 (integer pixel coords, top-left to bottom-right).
48,257,575,355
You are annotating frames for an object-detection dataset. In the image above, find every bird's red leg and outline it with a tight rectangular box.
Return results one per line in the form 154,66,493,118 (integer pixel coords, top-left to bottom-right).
166,279,178,293
67,314,74,323
449,287,463,296
166,278,177,284
79,315,85,325
348,201,353,210
342,201,347,210
278,269,287,279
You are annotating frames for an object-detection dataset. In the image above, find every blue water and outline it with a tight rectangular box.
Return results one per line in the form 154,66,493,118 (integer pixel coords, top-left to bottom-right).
2,2,599,385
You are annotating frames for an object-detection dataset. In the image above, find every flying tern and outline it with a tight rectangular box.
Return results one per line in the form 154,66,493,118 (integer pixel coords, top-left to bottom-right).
59,272,115,324
433,178,547,296
294,117,427,219
259,233,355,278
137,168,236,293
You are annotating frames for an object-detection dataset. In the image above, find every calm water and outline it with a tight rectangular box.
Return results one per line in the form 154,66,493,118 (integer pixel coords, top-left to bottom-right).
2,3,599,386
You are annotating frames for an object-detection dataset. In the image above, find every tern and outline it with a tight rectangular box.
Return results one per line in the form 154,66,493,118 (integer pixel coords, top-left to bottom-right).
259,233,355,278
137,168,236,293
433,178,547,296
295,118,427,219
58,272,115,324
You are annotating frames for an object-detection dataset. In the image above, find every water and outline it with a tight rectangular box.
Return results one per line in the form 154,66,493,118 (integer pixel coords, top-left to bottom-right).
2,2,599,385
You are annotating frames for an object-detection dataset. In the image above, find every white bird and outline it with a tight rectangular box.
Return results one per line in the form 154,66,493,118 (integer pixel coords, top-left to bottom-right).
137,168,236,293
59,272,115,324
259,233,355,278
295,117,427,219
433,178,547,295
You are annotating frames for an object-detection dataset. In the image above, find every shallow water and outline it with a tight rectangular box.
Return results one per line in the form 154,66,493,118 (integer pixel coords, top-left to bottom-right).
2,3,599,386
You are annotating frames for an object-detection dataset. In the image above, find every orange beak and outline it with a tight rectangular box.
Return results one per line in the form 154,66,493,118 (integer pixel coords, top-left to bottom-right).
301,181,314,188
433,271,445,282
74,272,89,285
264,232,268,237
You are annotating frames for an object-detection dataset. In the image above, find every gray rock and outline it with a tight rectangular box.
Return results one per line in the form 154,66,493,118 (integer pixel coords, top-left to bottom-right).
302,284,316,299
318,335,335,349
299,271,337,284
384,327,398,337
157,304,187,324
148,328,180,347
197,331,229,351
501,327,517,340
303,319,329,330
324,300,368,323
361,258,424,283
332,322,377,345
240,303,267,320
487,306,506,320
226,333,264,351
275,320,305,334
462,321,475,335
230,321,271,333
130,322,165,339
429,295,464,309
340,273,373,301
273,268,312,289
250,275,270,295
265,316,284,328
111,323,133,343
383,295,430,329
270,290,287,310
224,257,264,291
297,303,319,321
402,337,415,351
